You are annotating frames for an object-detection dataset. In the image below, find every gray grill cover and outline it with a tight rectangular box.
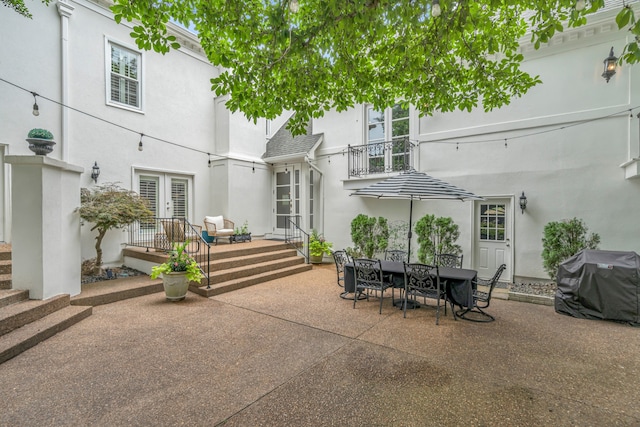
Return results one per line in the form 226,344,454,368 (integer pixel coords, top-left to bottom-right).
555,250,640,325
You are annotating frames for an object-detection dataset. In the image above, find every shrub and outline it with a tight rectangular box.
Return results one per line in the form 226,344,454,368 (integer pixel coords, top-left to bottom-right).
541,217,600,279
27,128,54,139
78,183,154,274
414,214,461,264
350,214,389,258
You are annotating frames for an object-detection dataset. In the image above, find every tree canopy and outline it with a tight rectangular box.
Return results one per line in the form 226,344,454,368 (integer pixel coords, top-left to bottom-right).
10,0,639,134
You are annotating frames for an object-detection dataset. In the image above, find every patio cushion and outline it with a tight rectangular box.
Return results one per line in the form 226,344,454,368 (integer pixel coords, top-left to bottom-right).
205,215,224,230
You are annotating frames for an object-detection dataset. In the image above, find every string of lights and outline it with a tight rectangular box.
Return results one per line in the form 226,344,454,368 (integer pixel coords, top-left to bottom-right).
3,76,638,164
0,77,213,159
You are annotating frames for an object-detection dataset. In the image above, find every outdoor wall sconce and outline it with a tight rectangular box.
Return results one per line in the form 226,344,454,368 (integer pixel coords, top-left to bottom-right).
91,161,100,183
519,191,528,214
602,47,617,83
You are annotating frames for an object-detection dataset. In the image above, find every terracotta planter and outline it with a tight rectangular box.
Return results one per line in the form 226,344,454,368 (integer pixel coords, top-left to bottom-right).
162,271,190,301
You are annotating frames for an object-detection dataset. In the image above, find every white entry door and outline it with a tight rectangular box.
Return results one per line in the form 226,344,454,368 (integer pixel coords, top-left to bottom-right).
273,167,299,235
474,199,512,281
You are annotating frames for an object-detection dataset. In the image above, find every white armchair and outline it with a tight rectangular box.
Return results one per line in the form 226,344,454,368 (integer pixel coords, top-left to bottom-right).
204,215,235,244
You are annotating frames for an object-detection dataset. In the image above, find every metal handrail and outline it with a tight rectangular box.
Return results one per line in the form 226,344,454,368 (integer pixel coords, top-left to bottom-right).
284,215,310,263
126,217,211,288
348,137,414,177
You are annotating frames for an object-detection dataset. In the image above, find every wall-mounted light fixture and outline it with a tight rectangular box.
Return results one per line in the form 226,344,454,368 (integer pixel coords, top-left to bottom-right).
519,191,528,214
575,0,586,11
289,0,299,13
138,133,144,151
91,161,100,183
602,47,617,83
31,91,39,116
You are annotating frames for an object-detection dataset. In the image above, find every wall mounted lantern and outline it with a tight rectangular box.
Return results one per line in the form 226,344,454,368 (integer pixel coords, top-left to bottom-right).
519,191,528,214
602,47,617,83
91,161,100,183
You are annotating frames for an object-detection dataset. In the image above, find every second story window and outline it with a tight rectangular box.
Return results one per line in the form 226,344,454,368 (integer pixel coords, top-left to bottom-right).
349,104,412,177
107,40,142,110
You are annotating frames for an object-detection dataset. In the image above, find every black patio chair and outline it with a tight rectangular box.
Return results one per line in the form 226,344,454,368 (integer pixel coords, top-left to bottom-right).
353,258,393,314
436,253,463,268
403,262,446,325
332,250,350,288
385,249,408,263
458,263,506,322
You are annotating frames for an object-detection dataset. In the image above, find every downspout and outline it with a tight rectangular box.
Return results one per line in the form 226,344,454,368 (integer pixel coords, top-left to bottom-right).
306,156,324,234
57,0,74,162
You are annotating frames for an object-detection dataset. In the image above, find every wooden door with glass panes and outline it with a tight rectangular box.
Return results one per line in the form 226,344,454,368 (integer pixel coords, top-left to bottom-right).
475,200,512,280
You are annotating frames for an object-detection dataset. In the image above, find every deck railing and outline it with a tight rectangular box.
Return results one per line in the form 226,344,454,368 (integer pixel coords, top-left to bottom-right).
126,217,211,288
348,137,414,177
285,215,309,264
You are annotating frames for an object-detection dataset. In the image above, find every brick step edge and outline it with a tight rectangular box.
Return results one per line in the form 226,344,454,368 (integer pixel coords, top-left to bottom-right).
192,264,312,297
0,305,92,365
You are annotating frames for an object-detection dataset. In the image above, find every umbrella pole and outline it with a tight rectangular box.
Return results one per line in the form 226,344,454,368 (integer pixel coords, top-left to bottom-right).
407,197,413,263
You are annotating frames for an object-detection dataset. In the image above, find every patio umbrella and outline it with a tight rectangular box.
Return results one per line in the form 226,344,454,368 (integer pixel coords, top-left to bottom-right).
350,169,483,261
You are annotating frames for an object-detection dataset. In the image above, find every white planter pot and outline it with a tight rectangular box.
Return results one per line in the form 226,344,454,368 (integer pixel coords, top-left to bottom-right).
162,271,190,301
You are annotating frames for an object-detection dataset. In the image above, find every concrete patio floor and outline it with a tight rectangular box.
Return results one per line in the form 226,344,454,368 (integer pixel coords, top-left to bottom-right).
1,264,639,426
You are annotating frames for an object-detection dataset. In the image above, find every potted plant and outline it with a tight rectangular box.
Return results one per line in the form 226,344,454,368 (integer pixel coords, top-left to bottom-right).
26,128,56,155
233,221,251,243
309,230,332,264
150,241,203,301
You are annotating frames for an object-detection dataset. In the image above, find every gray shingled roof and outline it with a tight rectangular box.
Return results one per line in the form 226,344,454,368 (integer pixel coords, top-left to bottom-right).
262,118,323,161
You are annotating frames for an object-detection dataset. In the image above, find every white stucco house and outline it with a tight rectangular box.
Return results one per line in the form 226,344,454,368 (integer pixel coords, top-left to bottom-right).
1,0,638,286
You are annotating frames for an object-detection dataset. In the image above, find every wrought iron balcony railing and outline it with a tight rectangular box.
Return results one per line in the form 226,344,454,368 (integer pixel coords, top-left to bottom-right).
348,138,414,177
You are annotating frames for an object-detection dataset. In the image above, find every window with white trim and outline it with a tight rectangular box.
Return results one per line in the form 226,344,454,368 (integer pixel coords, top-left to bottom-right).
107,41,141,109
365,104,410,174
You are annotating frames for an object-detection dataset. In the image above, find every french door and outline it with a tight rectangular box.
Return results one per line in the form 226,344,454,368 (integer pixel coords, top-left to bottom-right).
273,167,300,235
138,173,192,220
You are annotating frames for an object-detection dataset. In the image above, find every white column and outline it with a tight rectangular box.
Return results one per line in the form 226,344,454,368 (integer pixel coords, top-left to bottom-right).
5,155,83,299
57,0,75,162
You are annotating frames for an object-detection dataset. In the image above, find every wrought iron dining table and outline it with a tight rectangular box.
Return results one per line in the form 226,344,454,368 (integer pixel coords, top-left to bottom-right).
344,261,477,309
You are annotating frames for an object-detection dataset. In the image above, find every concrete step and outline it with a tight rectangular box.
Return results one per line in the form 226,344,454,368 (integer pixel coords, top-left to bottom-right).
0,289,29,308
203,249,299,271
205,256,306,284
0,246,11,262
71,277,163,307
191,263,312,297
0,274,12,290
0,294,70,337
0,260,11,275
0,305,92,364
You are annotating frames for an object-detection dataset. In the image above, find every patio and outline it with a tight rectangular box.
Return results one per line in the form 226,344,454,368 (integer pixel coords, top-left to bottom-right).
1,264,638,426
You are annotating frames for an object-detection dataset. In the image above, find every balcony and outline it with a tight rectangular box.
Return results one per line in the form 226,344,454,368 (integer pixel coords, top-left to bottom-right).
348,138,414,177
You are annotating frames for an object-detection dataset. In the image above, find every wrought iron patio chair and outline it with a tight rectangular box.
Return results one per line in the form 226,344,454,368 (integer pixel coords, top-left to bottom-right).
458,263,506,322
385,249,408,263
403,262,446,325
436,253,463,268
353,258,393,314
332,250,350,288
